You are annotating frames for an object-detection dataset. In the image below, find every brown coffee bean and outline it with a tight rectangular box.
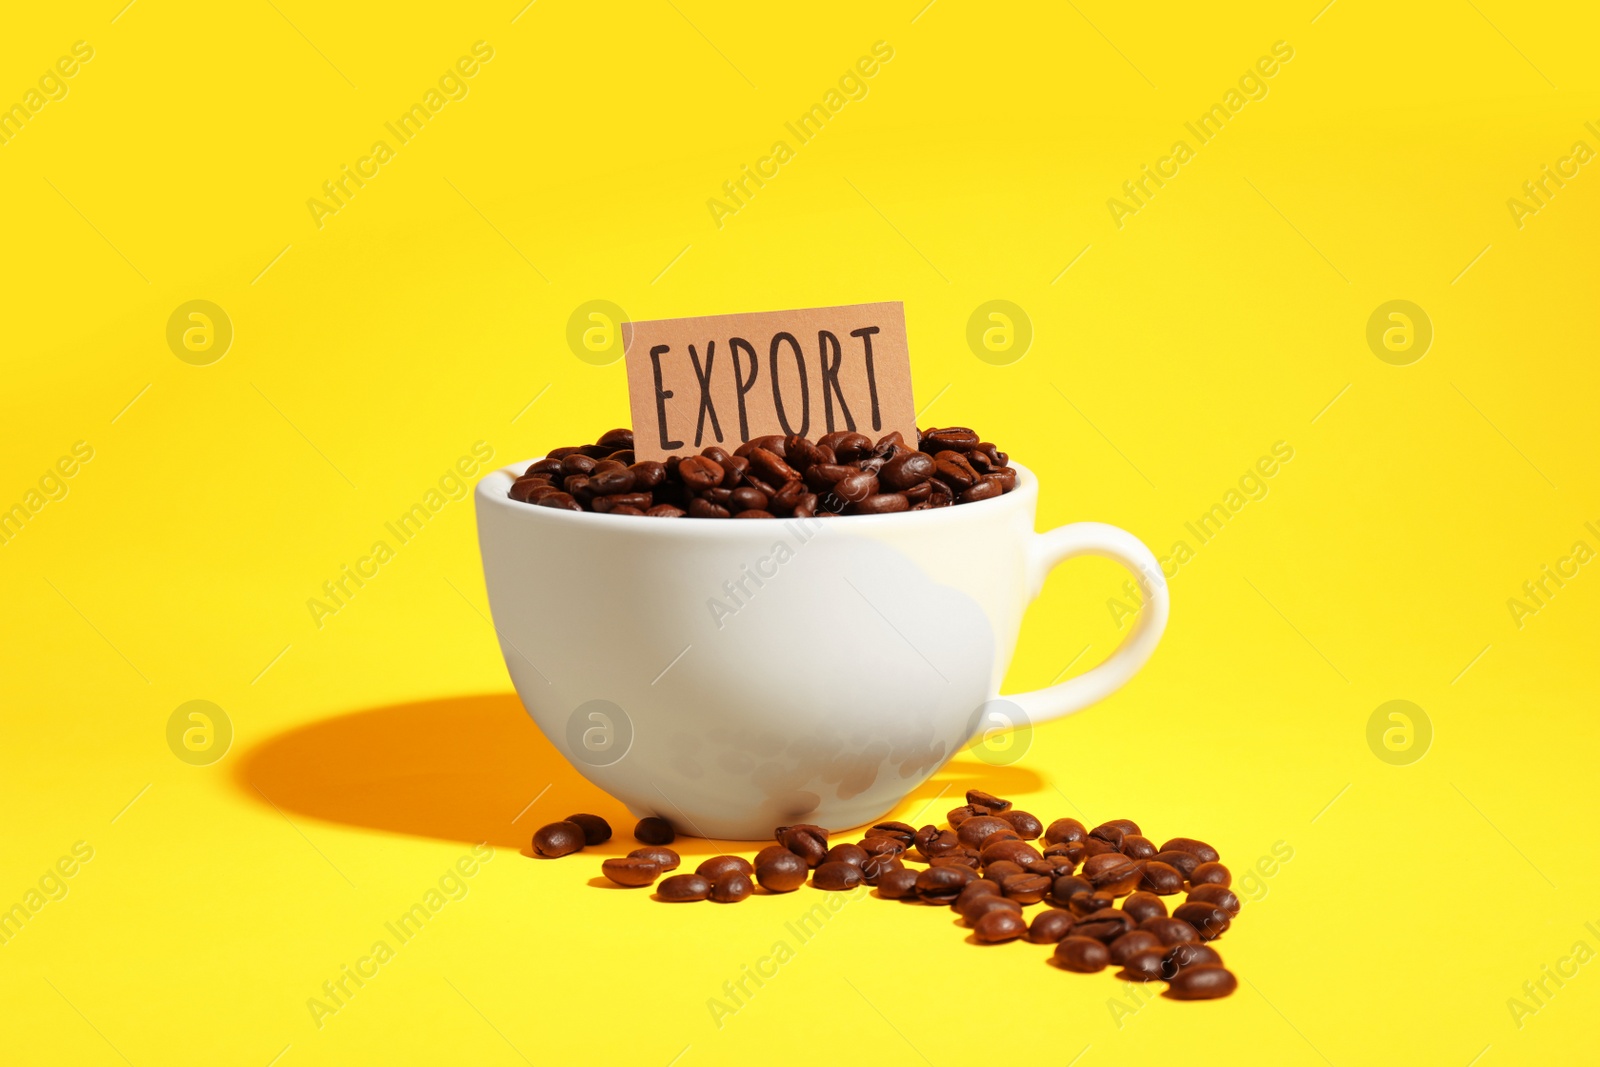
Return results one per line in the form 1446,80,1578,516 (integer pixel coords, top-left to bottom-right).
880,451,935,490
963,788,1010,811
1121,891,1168,924
912,824,940,857
963,895,1023,926
1044,818,1086,845
1069,892,1116,917
974,909,1027,943
589,468,635,495
1120,834,1157,860
1042,840,1084,865
956,816,1013,849
812,861,864,891
918,829,963,860
1166,965,1238,1000
747,447,800,486
1138,861,1185,896
868,821,916,842
755,851,808,893
1190,862,1232,888
1080,837,1117,859
1089,820,1137,847
959,477,1003,504
564,813,612,846
1108,929,1164,966
559,453,598,477
597,428,634,450
1187,884,1242,916
695,855,754,881
915,865,975,903
645,504,686,518
1049,874,1094,905
1172,901,1231,940
931,852,979,870
953,881,1001,912
876,868,920,899
1140,916,1201,946
532,821,585,858
534,491,582,511
946,804,981,826
657,873,711,902
983,860,1025,883
923,427,980,452
628,460,666,489
710,871,753,903
629,846,680,871
832,469,878,503
1151,850,1203,880
860,854,904,885
634,817,675,845
1159,837,1220,863
860,836,906,859
1074,907,1136,943
1054,936,1110,972
1000,811,1043,839
687,497,731,519
730,487,768,512
932,453,978,490
1000,873,1051,904
1119,946,1168,982
677,455,722,490
1087,856,1142,897
753,844,792,868
600,857,660,887
981,839,1042,867
1043,854,1079,876
854,492,909,515
1161,942,1223,979
1028,909,1077,944
823,843,869,869
775,824,830,867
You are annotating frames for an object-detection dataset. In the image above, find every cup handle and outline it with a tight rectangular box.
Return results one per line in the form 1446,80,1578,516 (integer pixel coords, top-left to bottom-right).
1003,522,1169,725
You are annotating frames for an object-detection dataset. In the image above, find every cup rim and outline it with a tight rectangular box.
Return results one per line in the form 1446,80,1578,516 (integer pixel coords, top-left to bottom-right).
476,457,1038,530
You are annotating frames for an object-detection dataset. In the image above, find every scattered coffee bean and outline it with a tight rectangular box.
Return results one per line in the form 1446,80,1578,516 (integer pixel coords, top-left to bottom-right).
1028,909,1077,944
711,871,753,903
601,857,660,887
1172,901,1232,940
915,865,976,903
532,821,585,858
955,816,1013,849
823,843,870,869
1187,884,1242,916
1120,835,1157,860
657,873,711,902
1049,874,1094,907
963,896,1023,926
999,810,1043,839
1189,861,1232,888
1151,850,1203,880
628,846,680,871
1074,908,1136,943
696,855,753,881
1080,838,1117,859
1138,861,1185,896
867,821,916,845
953,881,1001,912
966,789,1012,812
1069,892,1116,917
1108,930,1163,966
1085,855,1142,896
1000,873,1051,904
755,851,808,893
1165,964,1238,1000
1121,892,1168,924
860,854,904,885
1161,942,1223,979
860,836,907,859
813,861,864,891
634,817,675,845
1044,818,1087,845
1159,837,1220,864
776,824,830,867
564,813,612,846
1055,936,1111,973
876,868,921,900
1119,946,1168,982
1140,916,1201,946
974,909,1028,943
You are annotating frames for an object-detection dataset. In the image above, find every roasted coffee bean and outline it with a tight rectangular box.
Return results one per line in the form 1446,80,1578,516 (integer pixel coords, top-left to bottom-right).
854,493,909,515
974,909,1028,943
1028,909,1077,944
563,813,612,846
982,860,1025,883
960,477,1003,504
629,846,680,871
880,451,935,490
695,855,753,881
1140,916,1201,946
535,491,582,511
1000,811,1043,839
601,857,660,887
589,468,636,495
597,428,634,450
1080,837,1118,859
813,861,864,891
657,874,711,902
981,839,1042,867
775,824,830,867
868,821,916,843
946,804,982,826
1074,908,1136,943
1121,892,1168,924
912,824,940,856
953,880,1001,912
1042,840,1085,864
676,455,723,490
818,431,871,461
1044,818,1087,845
1159,837,1220,864
956,816,1014,849
1049,874,1094,904
1138,861,1185,896
931,853,979,870
860,854,904,885
1119,946,1168,982
1187,883,1242,916
1054,936,1110,973
1089,820,1136,847
1000,874,1051,904
559,453,598,477
923,426,980,452
918,829,963,860
532,821,585,858
645,504,686,518
747,447,800,486
1086,856,1142,897
964,789,1011,811
628,460,666,490
1189,862,1232,888
915,865,975,903
1172,901,1231,940
754,851,808,893
876,868,920,899
730,487,768,512
1018,856,1056,878
1166,965,1238,1000
783,436,824,472
1120,835,1157,860
1151,850,1203,880
833,470,878,503
1161,942,1223,979
932,453,978,490
687,497,730,519
710,871,753,903
1108,930,1164,966
823,843,869,869
1069,892,1116,918
1043,854,1080,876
634,817,675,845
963,896,1023,926
753,844,792,868
860,836,907,859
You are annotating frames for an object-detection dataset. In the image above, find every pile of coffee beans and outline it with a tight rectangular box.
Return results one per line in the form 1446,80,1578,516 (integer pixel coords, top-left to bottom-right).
531,796,1239,1000
506,427,1017,517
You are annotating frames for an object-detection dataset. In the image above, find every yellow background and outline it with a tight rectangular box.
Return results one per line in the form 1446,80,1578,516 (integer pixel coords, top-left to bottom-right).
3,1,1596,1064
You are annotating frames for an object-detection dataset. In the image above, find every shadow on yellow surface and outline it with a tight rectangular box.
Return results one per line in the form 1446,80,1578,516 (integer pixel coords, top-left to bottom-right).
234,692,1043,854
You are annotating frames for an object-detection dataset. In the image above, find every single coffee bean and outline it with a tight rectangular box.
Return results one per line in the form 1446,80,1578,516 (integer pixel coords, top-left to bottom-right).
657,873,711,902
1119,946,1168,982
1074,908,1136,943
532,821,585,858
880,451,936,490
912,824,941,856
1172,901,1231,940
755,851,808,893
1189,861,1232,888
1139,861,1185,896
1080,838,1117,859
1001,873,1051,904
1028,909,1077,944
954,880,1002,910
854,492,910,515
946,804,982,826
918,830,963,860
559,453,597,477
860,854,904,885
963,896,1023,926
747,447,800,486
823,843,869,869
1159,837,1220,864
1121,891,1168,924
981,839,1042,867
860,836,906,859
687,497,730,519
628,460,666,490
868,821,917,843
1000,811,1043,839
1043,854,1080,876
965,789,1011,811
959,478,1003,504
1083,853,1131,877
589,468,635,495
753,844,792,868
1187,883,1242,916
1089,820,1135,848
974,909,1027,943
564,813,612,846
534,491,582,511
915,865,975,903
645,504,686,518
1151,850,1203,880
1140,916,1201,946
596,428,634,450
1108,929,1163,965
634,817,675,845
1120,834,1157,860
1069,892,1116,917
1087,857,1142,897
600,857,660,887
710,871,753,903
932,853,979,870
1054,936,1110,973
1161,942,1223,979
1044,818,1087,845
1049,875,1094,906
1166,965,1238,1000
696,855,754,881
1042,841,1085,865
775,824,830,867
813,861,864,891
956,816,1014,849
876,867,920,899
833,469,878,503
628,846,680,871
924,426,980,452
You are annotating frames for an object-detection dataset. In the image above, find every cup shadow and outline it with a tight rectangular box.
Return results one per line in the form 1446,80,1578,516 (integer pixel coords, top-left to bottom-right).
234,692,1044,852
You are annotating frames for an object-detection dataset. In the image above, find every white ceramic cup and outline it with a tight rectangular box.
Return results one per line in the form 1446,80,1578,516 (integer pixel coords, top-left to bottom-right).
475,461,1168,839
